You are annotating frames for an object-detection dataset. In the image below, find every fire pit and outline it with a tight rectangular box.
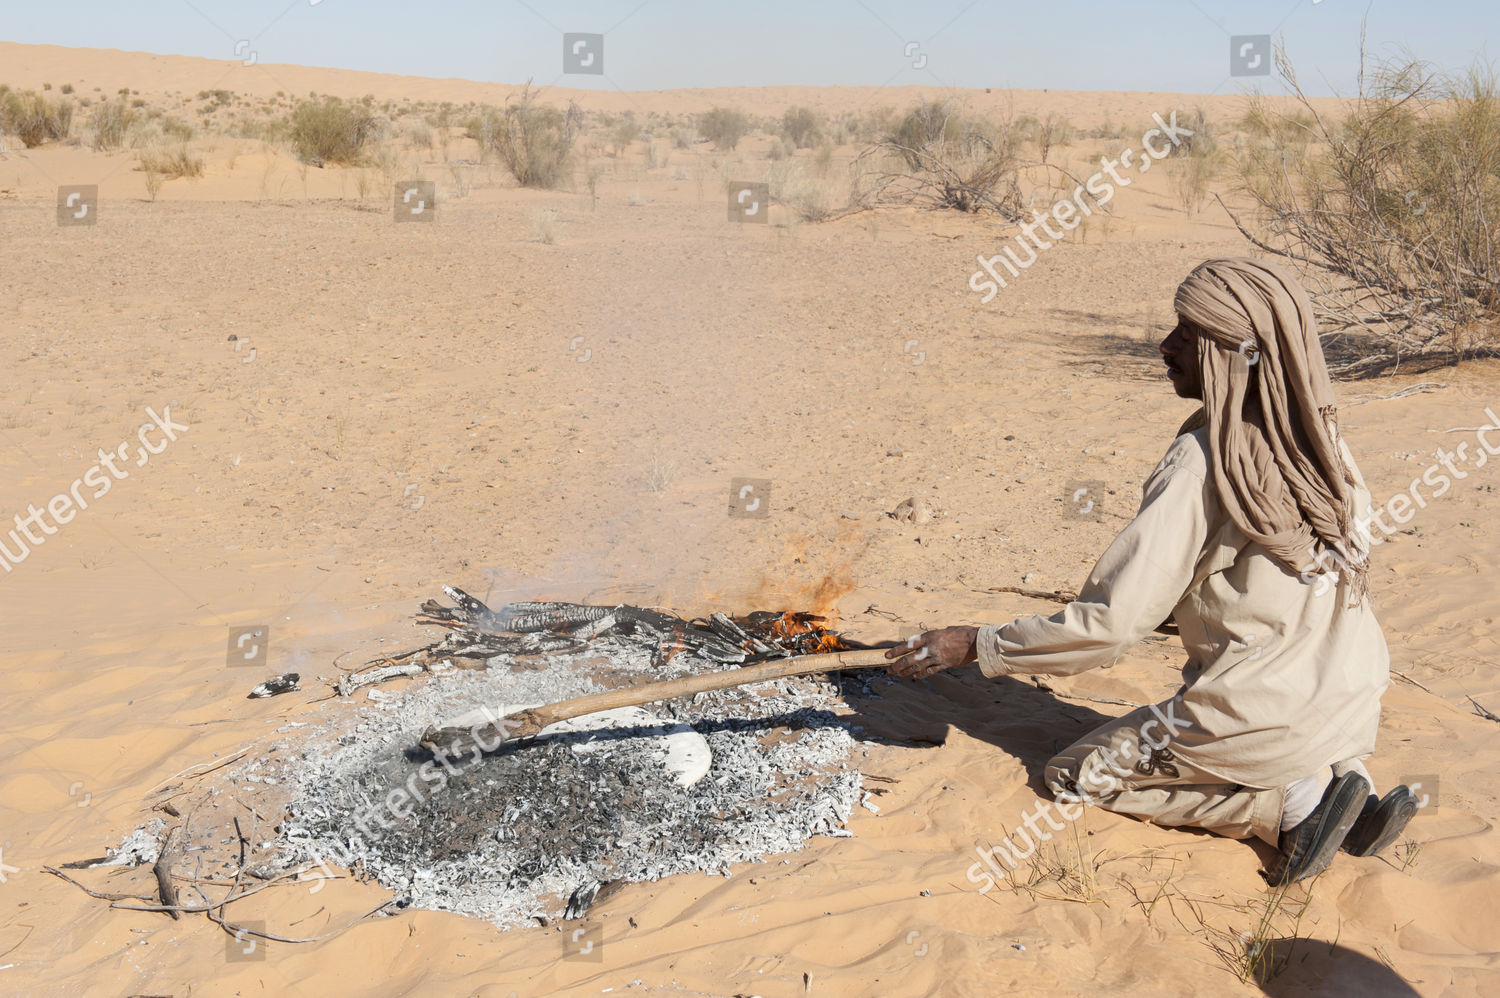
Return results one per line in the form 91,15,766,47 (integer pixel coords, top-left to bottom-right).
263,588,880,928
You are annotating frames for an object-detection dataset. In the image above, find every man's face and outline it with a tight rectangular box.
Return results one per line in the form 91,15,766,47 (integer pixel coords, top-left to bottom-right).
1160,318,1203,400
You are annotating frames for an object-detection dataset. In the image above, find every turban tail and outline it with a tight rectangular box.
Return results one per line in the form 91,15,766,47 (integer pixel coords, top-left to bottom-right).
1172,258,1369,602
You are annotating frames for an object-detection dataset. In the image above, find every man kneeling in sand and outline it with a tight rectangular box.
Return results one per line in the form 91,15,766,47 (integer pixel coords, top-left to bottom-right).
887,258,1419,885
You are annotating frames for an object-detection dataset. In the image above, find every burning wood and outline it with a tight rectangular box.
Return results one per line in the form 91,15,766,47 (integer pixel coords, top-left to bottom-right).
363,586,863,683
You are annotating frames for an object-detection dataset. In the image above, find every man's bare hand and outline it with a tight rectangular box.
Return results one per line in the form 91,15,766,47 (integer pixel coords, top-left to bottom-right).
885,626,979,680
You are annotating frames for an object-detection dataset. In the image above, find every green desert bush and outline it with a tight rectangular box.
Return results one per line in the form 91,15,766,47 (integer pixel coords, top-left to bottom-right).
464,108,497,147
288,97,379,165
699,106,750,151
612,117,642,156
161,117,194,142
488,88,581,188
781,105,822,149
883,100,1007,169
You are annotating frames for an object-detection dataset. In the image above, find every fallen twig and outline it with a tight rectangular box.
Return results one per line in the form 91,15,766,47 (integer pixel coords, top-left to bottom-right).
1468,695,1500,722
1392,669,1439,695
961,581,1079,605
105,876,292,913
1346,382,1447,405
43,867,158,902
146,748,251,796
208,897,404,945
1052,691,1143,708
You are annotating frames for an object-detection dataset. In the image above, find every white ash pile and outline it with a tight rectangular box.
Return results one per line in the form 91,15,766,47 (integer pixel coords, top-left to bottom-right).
273,611,871,929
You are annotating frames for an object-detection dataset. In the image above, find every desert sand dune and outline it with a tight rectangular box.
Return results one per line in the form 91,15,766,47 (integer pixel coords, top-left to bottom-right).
0,41,1496,998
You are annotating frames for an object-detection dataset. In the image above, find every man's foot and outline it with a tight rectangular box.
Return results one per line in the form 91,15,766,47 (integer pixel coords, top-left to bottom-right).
1342,786,1420,857
1266,770,1370,886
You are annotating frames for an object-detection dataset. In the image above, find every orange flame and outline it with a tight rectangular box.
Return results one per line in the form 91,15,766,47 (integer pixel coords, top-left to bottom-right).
768,611,851,654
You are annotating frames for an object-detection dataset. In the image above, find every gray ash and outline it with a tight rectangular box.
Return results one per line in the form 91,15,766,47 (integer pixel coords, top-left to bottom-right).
271,643,867,928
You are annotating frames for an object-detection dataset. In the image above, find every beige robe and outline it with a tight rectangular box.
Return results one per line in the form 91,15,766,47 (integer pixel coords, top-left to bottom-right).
977,427,1389,790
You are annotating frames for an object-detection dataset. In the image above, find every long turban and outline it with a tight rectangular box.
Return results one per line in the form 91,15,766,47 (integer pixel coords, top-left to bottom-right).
1172,258,1369,602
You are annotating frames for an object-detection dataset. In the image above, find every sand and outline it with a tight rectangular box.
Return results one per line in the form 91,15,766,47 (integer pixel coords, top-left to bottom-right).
0,41,1496,998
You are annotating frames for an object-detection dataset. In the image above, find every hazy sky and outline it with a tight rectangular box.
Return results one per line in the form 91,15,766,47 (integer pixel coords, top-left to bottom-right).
1,1,1494,96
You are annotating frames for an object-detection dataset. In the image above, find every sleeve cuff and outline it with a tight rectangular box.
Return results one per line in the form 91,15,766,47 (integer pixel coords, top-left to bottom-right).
975,623,1020,679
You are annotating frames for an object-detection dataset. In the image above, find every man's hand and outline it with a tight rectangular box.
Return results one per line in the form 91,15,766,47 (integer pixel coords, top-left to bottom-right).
885,626,979,680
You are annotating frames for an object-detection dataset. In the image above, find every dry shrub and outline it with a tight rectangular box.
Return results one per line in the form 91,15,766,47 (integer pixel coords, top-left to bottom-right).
405,120,434,150
1171,107,1222,213
765,160,838,221
90,97,135,150
813,141,834,176
1,90,73,147
1035,112,1073,164
1173,151,1222,214
138,143,205,179
143,166,165,202
1230,41,1500,369
488,88,581,189
853,98,1025,218
289,97,379,165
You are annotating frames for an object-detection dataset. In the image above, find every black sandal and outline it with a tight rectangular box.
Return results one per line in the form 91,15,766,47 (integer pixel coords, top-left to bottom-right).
1342,786,1421,857
1266,771,1370,886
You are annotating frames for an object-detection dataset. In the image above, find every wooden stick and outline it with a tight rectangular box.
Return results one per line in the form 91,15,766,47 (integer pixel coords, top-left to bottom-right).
153,827,181,920
968,584,1079,605
418,647,894,757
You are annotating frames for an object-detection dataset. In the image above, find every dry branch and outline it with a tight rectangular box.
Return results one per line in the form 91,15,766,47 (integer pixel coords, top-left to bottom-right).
1227,39,1500,370
153,826,181,920
336,661,428,696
